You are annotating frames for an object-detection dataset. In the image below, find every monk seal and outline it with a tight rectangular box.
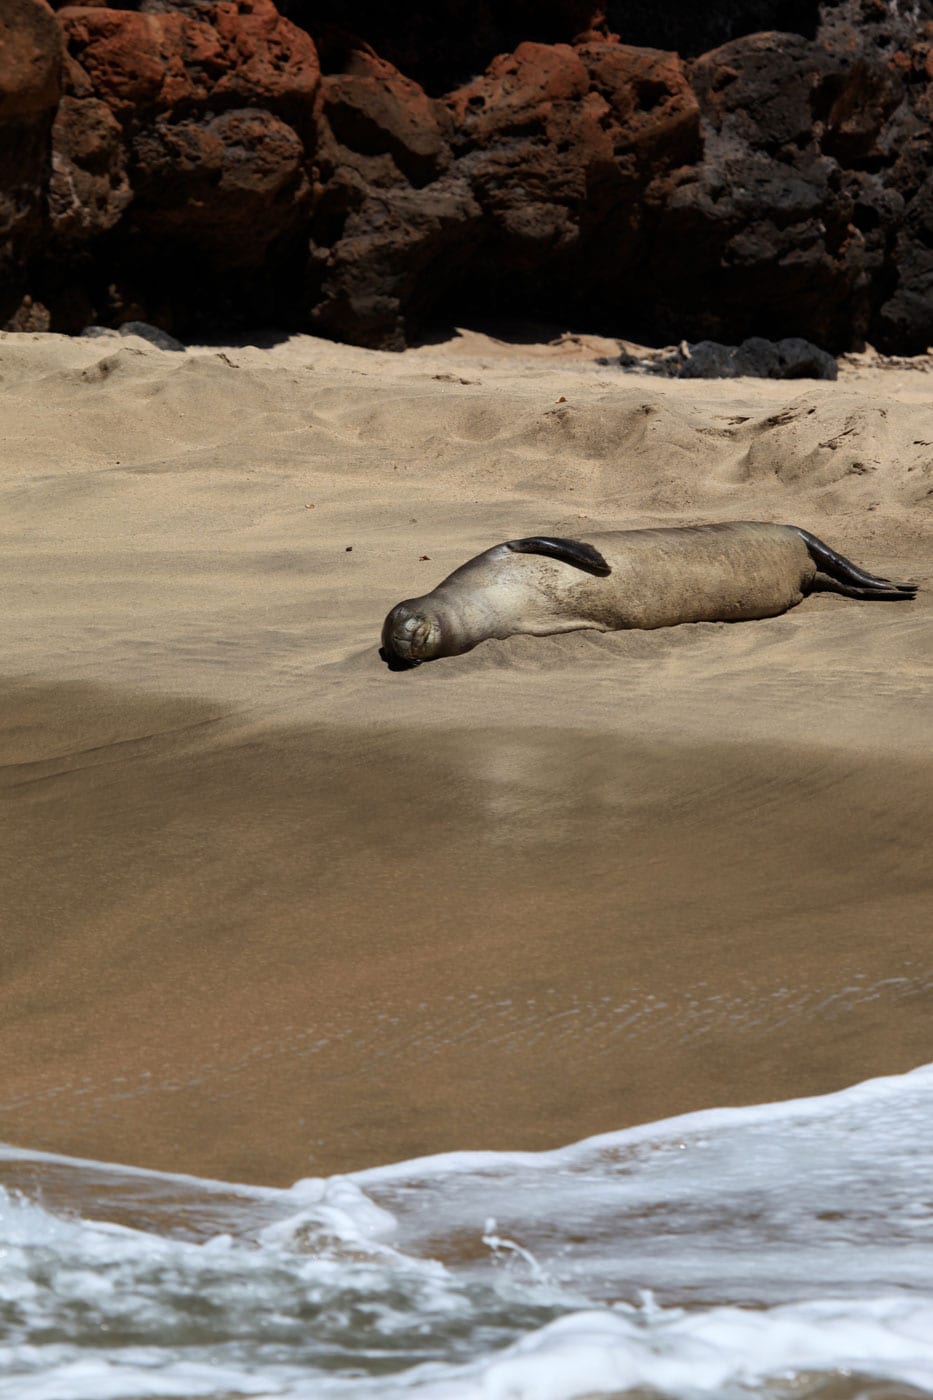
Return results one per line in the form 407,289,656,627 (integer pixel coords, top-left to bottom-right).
380,522,916,668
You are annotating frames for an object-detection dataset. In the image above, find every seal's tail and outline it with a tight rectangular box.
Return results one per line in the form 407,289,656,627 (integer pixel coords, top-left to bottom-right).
797,528,917,600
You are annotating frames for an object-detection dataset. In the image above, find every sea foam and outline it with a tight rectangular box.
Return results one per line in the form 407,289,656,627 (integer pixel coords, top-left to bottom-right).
2,1064,932,1400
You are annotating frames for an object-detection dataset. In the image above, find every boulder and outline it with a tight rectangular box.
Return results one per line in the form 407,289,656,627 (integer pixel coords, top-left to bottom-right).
321,49,448,187
0,0,64,322
638,33,900,349
311,176,483,348
49,95,130,241
618,335,838,378
874,172,933,354
57,0,320,120
0,0,62,123
310,37,702,342
117,320,186,350
679,335,838,378
43,0,320,332
130,108,309,260
690,31,834,149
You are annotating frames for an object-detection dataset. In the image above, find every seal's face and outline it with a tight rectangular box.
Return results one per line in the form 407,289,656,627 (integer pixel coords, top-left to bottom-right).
380,603,442,668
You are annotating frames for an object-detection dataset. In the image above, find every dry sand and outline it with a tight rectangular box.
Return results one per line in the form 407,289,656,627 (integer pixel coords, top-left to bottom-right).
0,326,930,1186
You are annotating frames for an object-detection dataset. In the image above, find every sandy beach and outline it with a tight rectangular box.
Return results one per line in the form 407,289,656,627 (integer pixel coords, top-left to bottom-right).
0,326,930,1186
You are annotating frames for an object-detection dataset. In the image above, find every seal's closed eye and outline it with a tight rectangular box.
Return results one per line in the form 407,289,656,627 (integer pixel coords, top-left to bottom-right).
505,537,612,577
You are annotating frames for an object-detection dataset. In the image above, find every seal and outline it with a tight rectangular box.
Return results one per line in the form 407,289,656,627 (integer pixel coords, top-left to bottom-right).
380,522,916,668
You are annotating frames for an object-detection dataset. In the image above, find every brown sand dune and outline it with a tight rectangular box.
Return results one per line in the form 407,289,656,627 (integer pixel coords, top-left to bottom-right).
0,328,930,1185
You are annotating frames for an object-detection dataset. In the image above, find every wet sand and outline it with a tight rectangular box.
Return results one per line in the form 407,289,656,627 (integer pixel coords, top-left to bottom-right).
0,328,930,1184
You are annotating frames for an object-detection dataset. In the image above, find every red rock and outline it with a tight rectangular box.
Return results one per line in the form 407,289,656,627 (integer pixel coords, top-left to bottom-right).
321,49,447,185
312,36,699,343
1,0,64,318
446,39,697,205
56,8,179,111
4,0,933,353
131,108,309,262
823,57,903,163
444,41,608,249
577,42,700,169
447,41,590,137
0,0,63,121
49,95,131,241
211,0,321,112
57,0,320,117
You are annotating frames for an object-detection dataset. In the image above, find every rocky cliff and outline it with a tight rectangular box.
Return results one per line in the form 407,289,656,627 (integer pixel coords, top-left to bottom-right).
2,0,932,351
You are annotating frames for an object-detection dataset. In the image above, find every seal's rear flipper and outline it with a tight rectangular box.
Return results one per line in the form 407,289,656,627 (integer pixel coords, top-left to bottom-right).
797,527,917,597
811,573,918,600
506,537,612,577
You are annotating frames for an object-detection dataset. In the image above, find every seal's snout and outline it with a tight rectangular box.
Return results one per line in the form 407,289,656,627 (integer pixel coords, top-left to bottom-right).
379,645,420,671
380,603,437,668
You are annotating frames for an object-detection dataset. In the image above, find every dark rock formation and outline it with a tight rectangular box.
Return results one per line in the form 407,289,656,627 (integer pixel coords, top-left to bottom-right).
0,0,64,326
308,37,703,345
49,96,131,243
44,0,320,330
2,0,933,352
618,335,839,378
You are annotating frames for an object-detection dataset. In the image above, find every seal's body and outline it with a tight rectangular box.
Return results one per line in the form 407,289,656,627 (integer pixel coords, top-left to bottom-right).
380,522,916,667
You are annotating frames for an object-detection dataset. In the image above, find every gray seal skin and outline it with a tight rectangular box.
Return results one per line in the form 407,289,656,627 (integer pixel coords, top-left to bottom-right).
380,522,917,668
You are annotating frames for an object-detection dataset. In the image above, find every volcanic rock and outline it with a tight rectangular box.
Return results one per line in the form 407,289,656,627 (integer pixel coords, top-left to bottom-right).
618,336,839,379
2,0,933,352
57,0,320,121
49,95,130,241
320,49,448,187
0,0,64,322
311,38,701,343
130,108,309,260
310,176,483,349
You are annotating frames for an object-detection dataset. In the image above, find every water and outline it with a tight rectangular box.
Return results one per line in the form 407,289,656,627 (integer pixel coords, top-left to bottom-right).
2,1064,932,1399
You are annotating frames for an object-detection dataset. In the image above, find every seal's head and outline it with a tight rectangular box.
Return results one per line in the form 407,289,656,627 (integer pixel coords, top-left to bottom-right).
380,601,443,669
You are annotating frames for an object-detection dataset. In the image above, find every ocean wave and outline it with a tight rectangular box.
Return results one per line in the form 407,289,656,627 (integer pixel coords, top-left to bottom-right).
2,1064,932,1399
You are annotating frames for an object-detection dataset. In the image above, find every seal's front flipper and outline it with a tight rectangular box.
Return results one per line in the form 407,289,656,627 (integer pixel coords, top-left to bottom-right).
506,537,612,577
